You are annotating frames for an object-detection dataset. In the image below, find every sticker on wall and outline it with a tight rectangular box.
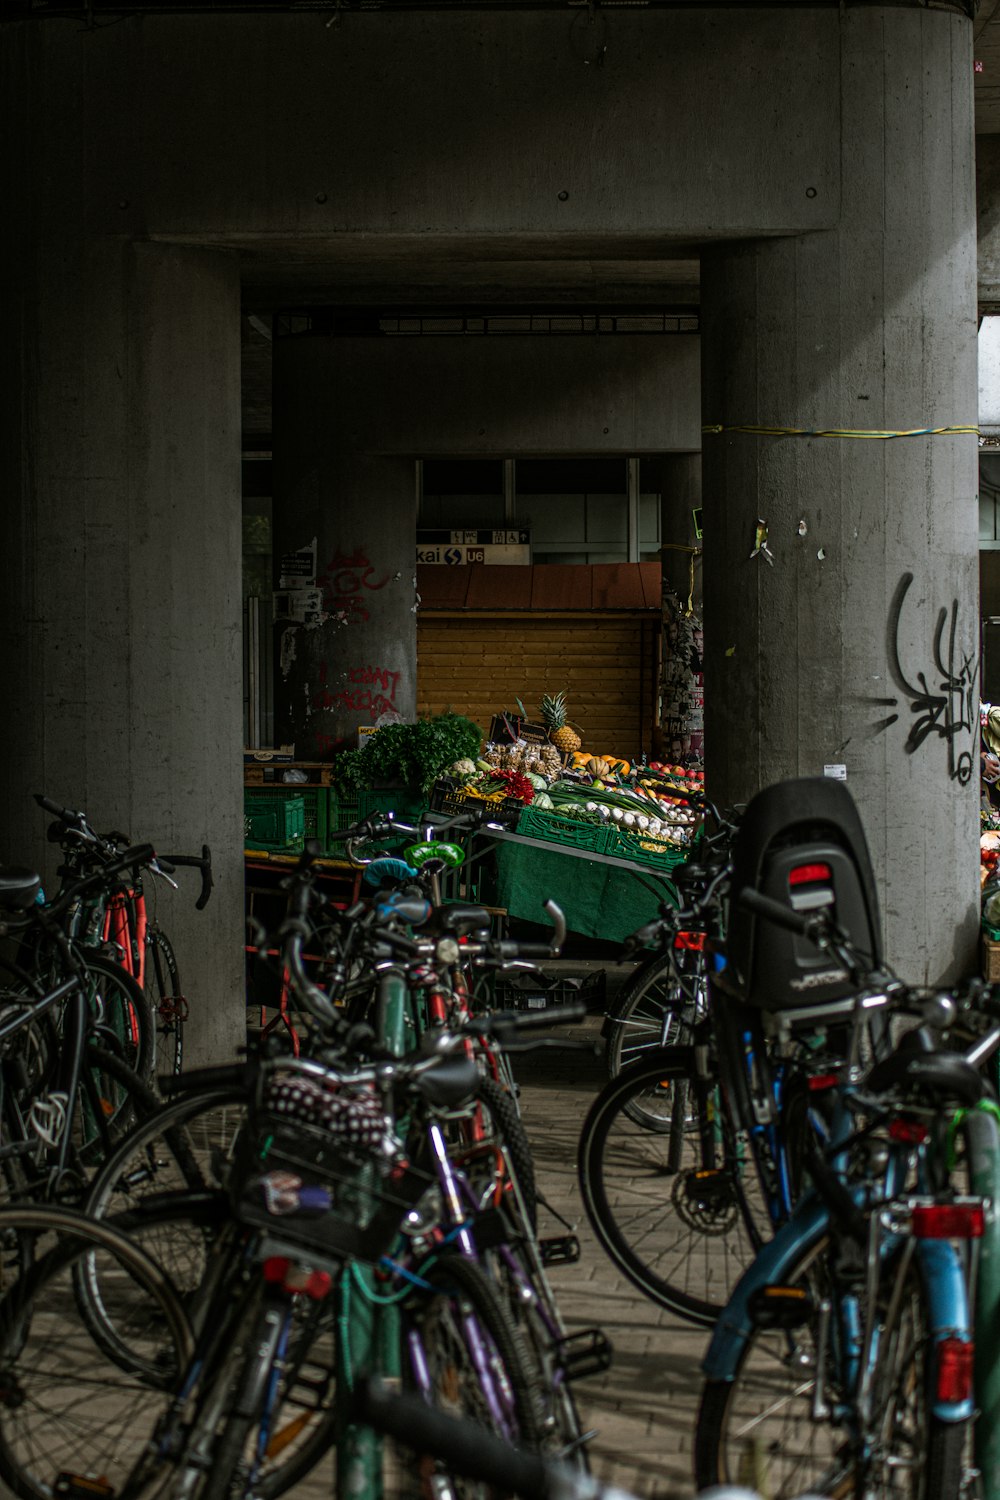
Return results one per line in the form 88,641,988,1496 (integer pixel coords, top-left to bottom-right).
279,538,317,589
750,519,775,566
823,763,847,781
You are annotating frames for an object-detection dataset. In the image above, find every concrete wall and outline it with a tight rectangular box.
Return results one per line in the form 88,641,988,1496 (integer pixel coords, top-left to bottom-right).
1,21,246,1062
12,11,839,259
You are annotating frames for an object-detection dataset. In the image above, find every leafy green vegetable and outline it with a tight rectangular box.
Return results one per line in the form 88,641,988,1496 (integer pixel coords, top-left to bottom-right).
328,713,483,794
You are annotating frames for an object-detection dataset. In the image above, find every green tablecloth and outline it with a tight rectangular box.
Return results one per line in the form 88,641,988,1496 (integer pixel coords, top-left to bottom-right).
494,837,678,944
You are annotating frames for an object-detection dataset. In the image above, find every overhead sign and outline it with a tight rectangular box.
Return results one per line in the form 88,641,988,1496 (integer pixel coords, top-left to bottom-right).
417,543,531,566
417,529,529,546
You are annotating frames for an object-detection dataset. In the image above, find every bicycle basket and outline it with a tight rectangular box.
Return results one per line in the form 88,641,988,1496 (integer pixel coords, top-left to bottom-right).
722,776,882,1016
233,1069,420,1261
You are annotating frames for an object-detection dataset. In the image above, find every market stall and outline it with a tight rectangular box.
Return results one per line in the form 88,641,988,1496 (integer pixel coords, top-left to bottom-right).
243,700,704,942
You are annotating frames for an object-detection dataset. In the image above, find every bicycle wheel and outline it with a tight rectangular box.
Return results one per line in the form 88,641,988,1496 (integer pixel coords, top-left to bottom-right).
578,1048,769,1326
477,1200,587,1462
694,1238,967,1499
0,1205,192,1500
605,950,699,1087
83,1085,250,1291
81,951,155,1082
145,927,185,1077
104,1194,339,1500
73,1041,158,1167
403,1253,544,1461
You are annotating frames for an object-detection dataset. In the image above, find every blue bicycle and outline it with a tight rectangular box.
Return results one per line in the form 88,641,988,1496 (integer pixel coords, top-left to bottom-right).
694,889,993,1500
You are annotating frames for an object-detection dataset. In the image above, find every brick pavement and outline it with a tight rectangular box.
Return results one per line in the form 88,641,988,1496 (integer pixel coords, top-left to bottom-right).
514,1013,705,1500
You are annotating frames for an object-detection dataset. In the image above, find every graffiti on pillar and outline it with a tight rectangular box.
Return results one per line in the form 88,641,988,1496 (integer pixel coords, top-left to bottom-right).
867,572,978,785
310,661,402,721
318,549,392,624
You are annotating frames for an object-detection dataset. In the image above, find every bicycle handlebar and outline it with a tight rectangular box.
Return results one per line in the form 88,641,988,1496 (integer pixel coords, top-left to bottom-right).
34,792,88,827
43,844,157,919
159,846,214,909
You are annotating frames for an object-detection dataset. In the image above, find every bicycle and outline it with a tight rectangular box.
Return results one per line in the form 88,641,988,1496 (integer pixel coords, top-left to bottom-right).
694,888,994,1499
68,829,598,1499
0,853,161,1205
601,798,740,1082
578,774,889,1328
33,793,213,1075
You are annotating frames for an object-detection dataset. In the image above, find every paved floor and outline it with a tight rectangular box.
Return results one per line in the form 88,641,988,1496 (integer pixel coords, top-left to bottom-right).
514,1010,705,1500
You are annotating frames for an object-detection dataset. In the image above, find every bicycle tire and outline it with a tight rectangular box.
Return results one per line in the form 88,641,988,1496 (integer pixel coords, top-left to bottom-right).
604,950,696,1088
578,1047,769,1326
0,1205,192,1500
473,1073,538,1233
145,927,185,1077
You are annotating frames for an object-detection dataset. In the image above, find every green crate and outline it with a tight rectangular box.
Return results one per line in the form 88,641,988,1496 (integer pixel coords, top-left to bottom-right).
360,790,426,826
328,791,363,832
603,823,693,872
515,806,613,856
244,791,306,851
245,787,329,848
327,790,426,835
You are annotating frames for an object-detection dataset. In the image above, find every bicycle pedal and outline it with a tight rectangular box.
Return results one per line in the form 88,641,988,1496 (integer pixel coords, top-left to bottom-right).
539,1234,581,1267
748,1284,815,1331
54,1477,116,1500
684,1169,735,1208
554,1327,613,1382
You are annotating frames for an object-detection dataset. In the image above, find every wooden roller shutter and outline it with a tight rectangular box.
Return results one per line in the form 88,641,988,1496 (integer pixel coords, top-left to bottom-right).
417,614,656,758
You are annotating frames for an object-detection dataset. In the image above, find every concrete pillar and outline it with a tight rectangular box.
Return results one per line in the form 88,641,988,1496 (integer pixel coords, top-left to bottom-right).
271,442,418,754
0,233,245,1066
701,8,979,981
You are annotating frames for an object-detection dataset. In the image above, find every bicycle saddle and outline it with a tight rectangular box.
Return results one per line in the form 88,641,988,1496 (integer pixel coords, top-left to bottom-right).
433,904,492,938
0,866,41,910
413,1056,481,1110
865,1029,985,1107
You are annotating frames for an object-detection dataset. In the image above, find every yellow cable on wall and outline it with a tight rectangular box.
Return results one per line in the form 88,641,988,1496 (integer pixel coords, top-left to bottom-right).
702,424,979,440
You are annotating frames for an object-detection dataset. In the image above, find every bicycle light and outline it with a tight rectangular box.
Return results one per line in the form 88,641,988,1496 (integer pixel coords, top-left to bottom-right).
935,1336,975,1404
747,1284,815,1330
907,1199,986,1239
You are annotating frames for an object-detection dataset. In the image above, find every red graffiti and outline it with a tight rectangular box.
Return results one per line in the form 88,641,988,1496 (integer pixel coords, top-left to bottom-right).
348,664,400,698
319,548,392,623
310,663,402,722
337,689,398,717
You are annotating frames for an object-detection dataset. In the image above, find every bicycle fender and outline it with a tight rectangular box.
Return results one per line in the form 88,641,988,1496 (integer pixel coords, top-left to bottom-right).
701,1194,829,1381
918,1238,975,1423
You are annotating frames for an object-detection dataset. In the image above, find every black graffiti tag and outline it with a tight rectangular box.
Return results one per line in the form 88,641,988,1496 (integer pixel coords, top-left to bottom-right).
868,572,978,785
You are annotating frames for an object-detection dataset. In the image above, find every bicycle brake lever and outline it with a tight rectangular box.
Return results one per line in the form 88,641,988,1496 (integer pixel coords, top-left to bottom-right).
150,860,180,891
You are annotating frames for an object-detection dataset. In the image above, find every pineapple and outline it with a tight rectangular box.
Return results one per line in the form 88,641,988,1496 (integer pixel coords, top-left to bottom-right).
540,691,582,753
